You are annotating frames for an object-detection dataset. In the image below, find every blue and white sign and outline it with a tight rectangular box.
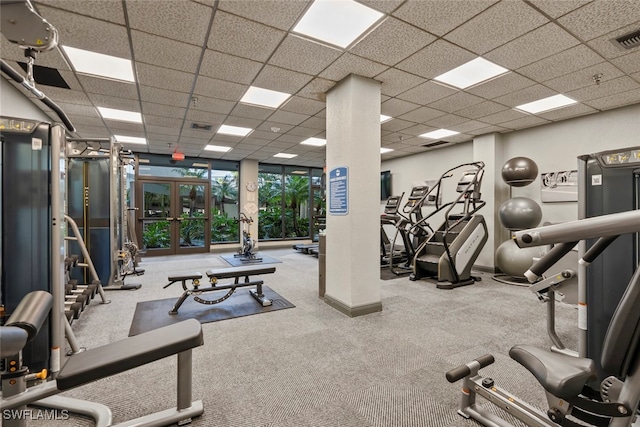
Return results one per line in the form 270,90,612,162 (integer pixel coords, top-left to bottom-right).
329,166,348,215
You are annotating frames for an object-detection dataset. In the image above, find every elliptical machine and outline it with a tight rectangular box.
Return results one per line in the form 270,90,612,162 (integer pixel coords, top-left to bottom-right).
235,213,261,263
410,162,487,289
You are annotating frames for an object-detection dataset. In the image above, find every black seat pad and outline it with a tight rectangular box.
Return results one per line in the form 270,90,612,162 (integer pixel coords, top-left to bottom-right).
510,345,596,398
206,265,276,279
57,319,203,391
168,273,202,281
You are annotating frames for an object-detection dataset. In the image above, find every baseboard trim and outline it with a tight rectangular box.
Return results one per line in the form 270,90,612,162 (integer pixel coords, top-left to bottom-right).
324,295,382,318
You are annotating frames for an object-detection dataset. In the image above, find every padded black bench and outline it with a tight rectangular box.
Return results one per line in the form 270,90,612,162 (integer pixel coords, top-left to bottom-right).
165,265,277,314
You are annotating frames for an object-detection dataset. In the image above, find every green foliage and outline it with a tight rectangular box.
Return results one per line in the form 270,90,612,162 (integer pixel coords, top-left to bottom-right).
179,212,205,246
211,174,238,215
211,211,239,243
142,221,170,249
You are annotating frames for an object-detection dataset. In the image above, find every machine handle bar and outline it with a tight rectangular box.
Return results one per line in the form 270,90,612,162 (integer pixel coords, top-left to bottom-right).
446,354,495,383
524,241,578,283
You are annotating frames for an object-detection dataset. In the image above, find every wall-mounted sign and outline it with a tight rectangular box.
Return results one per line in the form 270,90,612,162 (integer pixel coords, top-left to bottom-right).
329,166,348,215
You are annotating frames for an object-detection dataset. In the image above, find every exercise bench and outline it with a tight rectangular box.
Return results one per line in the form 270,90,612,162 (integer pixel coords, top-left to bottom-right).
0,291,204,427
164,265,276,315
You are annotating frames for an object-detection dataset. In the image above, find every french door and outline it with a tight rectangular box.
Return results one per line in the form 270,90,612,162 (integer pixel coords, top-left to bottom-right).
137,179,210,255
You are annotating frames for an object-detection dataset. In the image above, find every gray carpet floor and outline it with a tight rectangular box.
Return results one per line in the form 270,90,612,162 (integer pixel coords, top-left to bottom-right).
33,249,577,426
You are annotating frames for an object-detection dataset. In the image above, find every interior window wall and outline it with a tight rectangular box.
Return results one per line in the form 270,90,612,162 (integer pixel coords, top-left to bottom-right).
258,164,323,240
210,160,239,244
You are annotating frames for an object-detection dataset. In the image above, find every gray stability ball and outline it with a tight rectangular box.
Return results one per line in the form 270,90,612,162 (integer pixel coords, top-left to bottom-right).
502,157,538,187
499,197,542,230
496,239,544,278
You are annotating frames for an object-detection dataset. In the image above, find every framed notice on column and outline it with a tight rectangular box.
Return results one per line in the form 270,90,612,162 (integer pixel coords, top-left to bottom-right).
329,166,348,215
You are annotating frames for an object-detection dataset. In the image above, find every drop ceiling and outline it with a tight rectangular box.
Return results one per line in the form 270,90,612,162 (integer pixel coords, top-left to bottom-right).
1,0,639,168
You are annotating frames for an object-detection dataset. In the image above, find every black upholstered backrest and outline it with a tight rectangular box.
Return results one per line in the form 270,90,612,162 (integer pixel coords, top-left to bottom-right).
601,265,640,378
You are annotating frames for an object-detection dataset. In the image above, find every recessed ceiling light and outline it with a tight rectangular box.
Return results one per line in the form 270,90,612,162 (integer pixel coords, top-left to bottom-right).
217,124,253,137
240,86,291,109
380,114,392,123
434,57,509,89
97,107,142,123
419,129,459,139
515,94,578,114
293,0,384,49
205,145,232,152
380,147,394,154
114,135,146,145
62,46,135,83
273,153,298,159
300,137,327,147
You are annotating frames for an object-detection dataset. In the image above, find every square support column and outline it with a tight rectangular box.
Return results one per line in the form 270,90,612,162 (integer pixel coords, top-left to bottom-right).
239,159,259,244
324,74,382,317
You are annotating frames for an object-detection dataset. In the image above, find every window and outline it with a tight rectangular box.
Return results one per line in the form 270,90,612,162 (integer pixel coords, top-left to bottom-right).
210,160,239,244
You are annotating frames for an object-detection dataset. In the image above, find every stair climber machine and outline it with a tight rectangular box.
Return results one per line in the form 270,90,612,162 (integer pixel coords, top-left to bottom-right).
385,186,435,275
410,162,488,289
381,193,407,266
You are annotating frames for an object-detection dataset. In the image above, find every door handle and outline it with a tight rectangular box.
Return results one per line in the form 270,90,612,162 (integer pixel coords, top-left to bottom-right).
176,217,183,222
166,217,175,221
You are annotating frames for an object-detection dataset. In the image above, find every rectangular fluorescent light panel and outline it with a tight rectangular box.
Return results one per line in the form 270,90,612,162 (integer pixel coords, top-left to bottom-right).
293,0,384,48
419,129,459,139
380,147,394,154
273,153,298,159
380,114,392,123
240,86,291,108
515,94,578,114
205,145,232,152
114,135,146,145
434,57,508,89
300,137,326,147
192,162,210,168
97,107,142,123
217,124,253,137
62,46,135,83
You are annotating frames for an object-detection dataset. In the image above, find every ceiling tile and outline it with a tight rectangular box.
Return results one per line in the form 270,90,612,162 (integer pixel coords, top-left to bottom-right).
217,0,310,31
79,75,138,99
140,85,190,108
429,92,485,114
193,75,245,101
478,109,528,125
350,17,437,66
146,124,180,136
586,89,640,110
381,118,415,132
300,116,325,130
468,124,512,135
185,110,227,125
537,103,596,121
135,63,195,93
427,114,469,128
144,115,183,128
267,110,309,126
396,39,476,79
1,40,69,71
281,97,326,116
223,115,262,129
285,126,320,138
89,93,139,111
52,101,99,118
456,100,509,119
142,102,186,119
146,132,176,142
180,129,214,141
399,123,436,136
127,0,212,46
200,50,263,84
37,87,92,106
485,23,580,70
253,65,314,95
319,53,388,81
543,62,624,93
65,115,105,127
376,68,427,97
526,0,593,18
567,76,640,102
444,1,548,54
105,121,144,133
131,30,202,73
499,115,551,130
585,23,640,59
208,11,285,62
230,103,274,120
517,44,603,83
493,84,559,107
189,96,235,115
396,106,446,123
451,120,495,133
256,121,294,134
381,98,421,116
75,124,111,137
268,35,342,76
39,6,130,58
611,50,640,75
36,0,126,24
396,81,457,105
393,0,497,37
297,78,336,102
269,139,298,148
558,0,640,41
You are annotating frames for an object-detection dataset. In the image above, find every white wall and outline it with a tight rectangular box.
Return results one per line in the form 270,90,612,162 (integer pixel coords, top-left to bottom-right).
0,76,51,121
381,104,640,269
